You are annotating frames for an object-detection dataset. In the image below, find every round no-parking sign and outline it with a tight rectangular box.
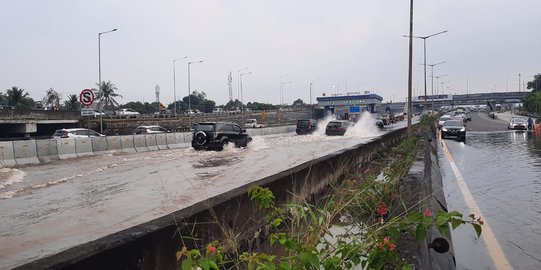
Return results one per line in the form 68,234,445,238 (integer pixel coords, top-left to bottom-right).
79,89,95,107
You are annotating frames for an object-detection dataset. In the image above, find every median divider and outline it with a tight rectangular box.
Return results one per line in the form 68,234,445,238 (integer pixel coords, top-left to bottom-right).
75,137,93,157
36,139,59,163
13,140,39,165
0,141,16,167
174,133,185,144
120,136,136,153
156,134,169,150
92,137,108,155
106,136,123,152
182,132,192,144
165,133,180,149
56,138,77,159
145,134,159,151
133,135,148,152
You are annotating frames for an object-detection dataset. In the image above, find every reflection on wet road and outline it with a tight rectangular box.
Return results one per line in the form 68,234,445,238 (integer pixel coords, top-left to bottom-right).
0,114,408,269
440,112,541,269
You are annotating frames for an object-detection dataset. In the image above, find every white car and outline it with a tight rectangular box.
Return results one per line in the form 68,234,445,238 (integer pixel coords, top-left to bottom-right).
116,108,140,118
52,128,105,139
438,115,452,128
245,119,263,128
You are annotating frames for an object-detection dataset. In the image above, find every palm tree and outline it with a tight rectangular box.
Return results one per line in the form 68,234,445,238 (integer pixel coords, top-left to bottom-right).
95,81,122,111
43,88,61,109
6,86,34,110
64,94,80,111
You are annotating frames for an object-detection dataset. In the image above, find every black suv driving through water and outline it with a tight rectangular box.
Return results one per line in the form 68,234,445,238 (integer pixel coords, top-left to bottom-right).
192,122,252,151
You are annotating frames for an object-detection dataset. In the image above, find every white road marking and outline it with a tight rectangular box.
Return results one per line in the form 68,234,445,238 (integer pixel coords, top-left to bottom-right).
441,140,513,270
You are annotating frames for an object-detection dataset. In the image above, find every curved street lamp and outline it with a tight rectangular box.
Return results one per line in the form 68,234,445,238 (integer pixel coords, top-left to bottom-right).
98,28,118,133
173,56,188,116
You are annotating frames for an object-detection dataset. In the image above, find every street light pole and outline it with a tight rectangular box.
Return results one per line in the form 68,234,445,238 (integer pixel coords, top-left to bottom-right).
428,61,446,109
187,60,203,113
173,56,188,117
237,68,248,109
240,72,252,123
98,28,117,133
404,30,448,110
281,81,292,105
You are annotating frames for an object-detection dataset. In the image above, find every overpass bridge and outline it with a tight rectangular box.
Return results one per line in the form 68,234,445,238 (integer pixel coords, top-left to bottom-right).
0,110,79,138
388,91,530,112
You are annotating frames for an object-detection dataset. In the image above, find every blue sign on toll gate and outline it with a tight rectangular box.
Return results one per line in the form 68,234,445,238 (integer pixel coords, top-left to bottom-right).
349,106,360,113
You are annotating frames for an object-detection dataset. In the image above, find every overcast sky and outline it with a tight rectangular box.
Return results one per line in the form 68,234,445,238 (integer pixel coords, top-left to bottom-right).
1,0,540,106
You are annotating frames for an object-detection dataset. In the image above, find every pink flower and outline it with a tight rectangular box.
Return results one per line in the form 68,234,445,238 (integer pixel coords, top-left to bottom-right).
207,245,217,254
423,209,433,217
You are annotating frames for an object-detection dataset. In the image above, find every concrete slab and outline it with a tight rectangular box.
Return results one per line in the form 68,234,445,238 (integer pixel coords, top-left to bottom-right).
92,137,108,155
106,136,123,152
0,141,16,167
155,134,169,150
56,138,77,159
36,139,59,163
74,137,93,157
133,135,148,152
120,136,136,153
13,140,39,165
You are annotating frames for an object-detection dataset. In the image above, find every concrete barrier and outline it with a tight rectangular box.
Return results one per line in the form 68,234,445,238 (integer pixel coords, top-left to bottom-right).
145,134,159,151
133,135,148,152
36,139,59,163
106,136,123,152
56,138,77,159
0,141,16,167
165,133,181,149
246,129,261,136
182,132,192,143
13,140,39,165
155,134,169,150
120,136,136,153
75,137,93,157
92,137,108,155
174,132,185,144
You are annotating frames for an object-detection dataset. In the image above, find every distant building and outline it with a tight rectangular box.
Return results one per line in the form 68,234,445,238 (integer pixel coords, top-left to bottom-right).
316,91,383,120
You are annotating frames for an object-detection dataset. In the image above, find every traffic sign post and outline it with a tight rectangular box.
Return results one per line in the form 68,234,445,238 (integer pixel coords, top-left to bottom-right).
80,89,95,137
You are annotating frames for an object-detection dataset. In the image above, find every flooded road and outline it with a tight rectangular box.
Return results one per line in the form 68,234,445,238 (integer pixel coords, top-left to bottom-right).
440,112,541,269
0,114,406,269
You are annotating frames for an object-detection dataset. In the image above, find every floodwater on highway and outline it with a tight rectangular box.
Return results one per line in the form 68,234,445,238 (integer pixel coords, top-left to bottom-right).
441,130,541,269
0,113,400,269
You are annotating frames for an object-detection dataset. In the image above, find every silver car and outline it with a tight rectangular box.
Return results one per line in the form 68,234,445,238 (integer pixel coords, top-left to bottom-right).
133,125,168,134
508,118,527,130
52,128,105,138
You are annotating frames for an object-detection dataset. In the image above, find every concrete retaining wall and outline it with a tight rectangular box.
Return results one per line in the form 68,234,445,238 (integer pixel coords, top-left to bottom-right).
36,139,59,163
397,126,455,269
20,128,410,269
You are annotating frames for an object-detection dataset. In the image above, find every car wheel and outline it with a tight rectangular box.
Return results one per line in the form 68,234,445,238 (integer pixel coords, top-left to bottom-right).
217,140,228,151
194,131,207,146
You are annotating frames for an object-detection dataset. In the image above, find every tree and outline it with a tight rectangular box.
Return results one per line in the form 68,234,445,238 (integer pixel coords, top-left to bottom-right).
6,86,35,110
198,99,216,113
168,100,187,113
64,94,80,111
43,88,61,109
0,91,6,104
527,73,541,91
292,99,305,106
524,91,541,113
182,94,203,108
95,81,122,111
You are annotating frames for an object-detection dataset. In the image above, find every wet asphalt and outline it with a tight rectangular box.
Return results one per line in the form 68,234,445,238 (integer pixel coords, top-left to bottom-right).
439,112,541,269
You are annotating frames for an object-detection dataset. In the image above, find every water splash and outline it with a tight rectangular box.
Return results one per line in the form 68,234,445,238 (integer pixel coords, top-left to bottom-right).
314,115,337,136
345,113,379,138
0,168,25,190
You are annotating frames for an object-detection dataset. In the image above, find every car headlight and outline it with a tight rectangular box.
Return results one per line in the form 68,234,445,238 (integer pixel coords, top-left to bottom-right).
460,127,465,131
442,127,448,131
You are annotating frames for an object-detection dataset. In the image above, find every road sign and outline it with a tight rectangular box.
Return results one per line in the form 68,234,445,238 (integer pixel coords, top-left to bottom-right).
79,89,95,107
81,108,95,116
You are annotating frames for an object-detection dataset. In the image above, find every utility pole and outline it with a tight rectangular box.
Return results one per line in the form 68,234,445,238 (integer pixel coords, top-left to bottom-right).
227,72,233,101
406,0,414,132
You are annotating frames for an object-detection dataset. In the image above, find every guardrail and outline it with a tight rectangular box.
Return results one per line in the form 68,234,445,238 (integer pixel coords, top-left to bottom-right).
0,126,295,168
